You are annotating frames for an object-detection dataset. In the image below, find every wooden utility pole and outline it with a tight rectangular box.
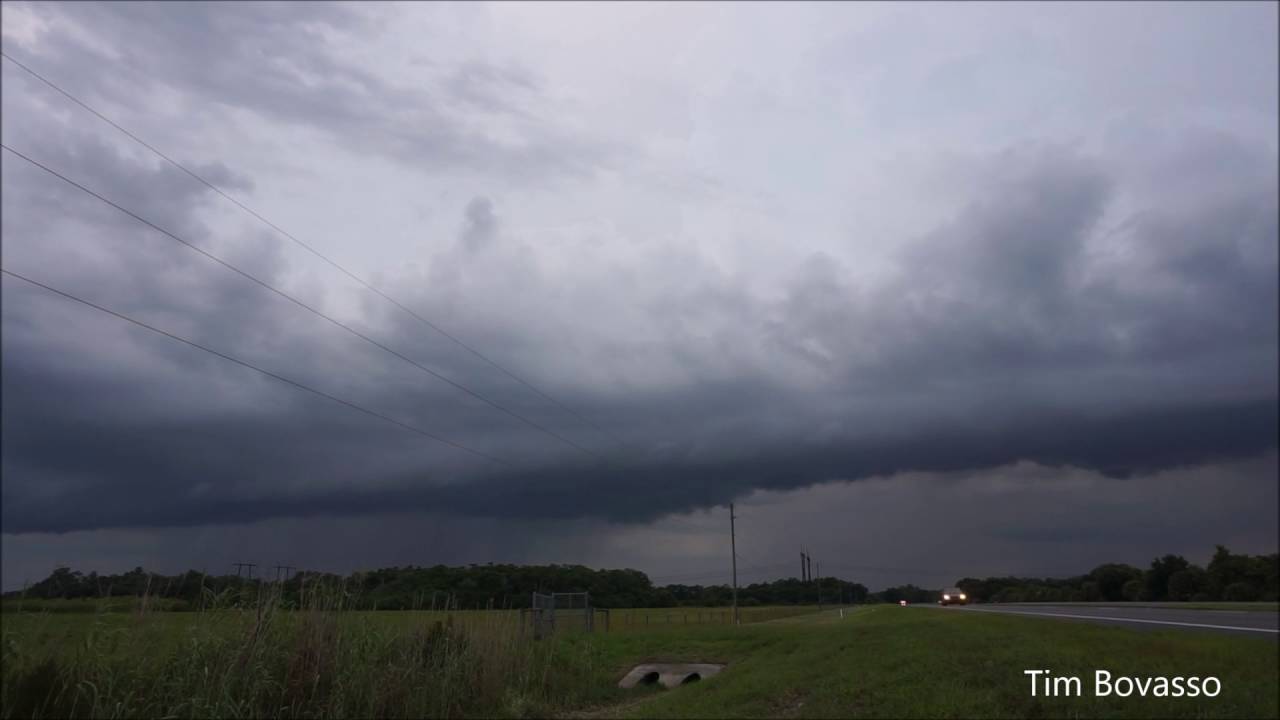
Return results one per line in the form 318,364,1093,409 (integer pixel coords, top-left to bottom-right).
816,560,822,610
730,503,739,625
800,551,807,581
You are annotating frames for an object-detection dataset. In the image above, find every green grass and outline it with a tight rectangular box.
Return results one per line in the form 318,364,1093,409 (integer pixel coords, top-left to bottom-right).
1,603,608,718
997,601,1280,613
3,604,1276,718
0,597,193,614
582,607,1279,719
0,602,816,719
608,606,818,629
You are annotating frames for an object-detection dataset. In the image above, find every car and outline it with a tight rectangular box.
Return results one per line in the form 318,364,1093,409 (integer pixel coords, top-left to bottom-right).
939,587,968,605
899,599,908,607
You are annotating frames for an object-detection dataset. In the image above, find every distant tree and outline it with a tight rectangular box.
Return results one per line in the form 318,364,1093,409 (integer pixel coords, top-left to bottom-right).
995,587,1026,603
1087,564,1142,601
1144,555,1190,601
1264,555,1280,601
1223,582,1260,602
1080,581,1101,602
1166,569,1201,601
955,578,987,602
9,546,1273,610
1121,579,1143,601
1207,545,1245,599
1207,546,1277,601
873,584,936,604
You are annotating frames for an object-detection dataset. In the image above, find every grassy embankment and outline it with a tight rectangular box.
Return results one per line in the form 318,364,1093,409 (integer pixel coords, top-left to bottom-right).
994,601,1279,612
587,606,1278,718
2,601,1276,718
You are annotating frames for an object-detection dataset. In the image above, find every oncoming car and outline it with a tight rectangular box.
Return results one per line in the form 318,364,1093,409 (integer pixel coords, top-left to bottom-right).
939,588,968,605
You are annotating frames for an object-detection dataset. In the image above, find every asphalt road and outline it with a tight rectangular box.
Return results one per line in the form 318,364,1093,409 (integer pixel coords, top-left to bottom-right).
928,603,1279,638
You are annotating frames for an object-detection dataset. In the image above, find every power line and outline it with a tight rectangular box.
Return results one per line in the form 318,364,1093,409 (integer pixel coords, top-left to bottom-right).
0,52,791,571
729,503,738,624
656,559,1091,586
647,561,793,584
0,267,509,465
820,560,1087,580
1,51,628,450
1,143,600,460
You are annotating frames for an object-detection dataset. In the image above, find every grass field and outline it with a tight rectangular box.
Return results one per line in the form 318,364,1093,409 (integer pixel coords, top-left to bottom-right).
2,604,1277,718
0,597,192,614
0,599,815,622
585,607,1279,718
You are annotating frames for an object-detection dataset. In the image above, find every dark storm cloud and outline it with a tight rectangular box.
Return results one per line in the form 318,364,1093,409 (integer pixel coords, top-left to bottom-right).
3,129,1276,534
6,392,1271,534
1,3,1276,540
5,2,611,181
6,454,1277,593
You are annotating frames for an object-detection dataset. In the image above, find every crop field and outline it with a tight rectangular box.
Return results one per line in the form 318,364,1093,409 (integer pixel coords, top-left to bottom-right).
3,601,1277,719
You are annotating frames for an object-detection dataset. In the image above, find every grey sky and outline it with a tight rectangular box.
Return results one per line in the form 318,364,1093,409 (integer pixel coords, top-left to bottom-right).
1,1,1276,590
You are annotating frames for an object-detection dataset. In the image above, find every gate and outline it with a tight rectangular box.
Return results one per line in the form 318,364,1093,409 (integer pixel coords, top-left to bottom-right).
521,591,607,638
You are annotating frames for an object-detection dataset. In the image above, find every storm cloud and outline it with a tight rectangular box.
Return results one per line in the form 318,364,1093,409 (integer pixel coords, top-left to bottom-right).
2,2,1276,585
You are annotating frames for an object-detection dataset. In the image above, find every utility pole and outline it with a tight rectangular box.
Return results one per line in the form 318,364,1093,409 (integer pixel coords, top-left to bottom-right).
232,563,256,607
273,565,295,583
730,503,739,625
816,560,822,611
800,551,807,581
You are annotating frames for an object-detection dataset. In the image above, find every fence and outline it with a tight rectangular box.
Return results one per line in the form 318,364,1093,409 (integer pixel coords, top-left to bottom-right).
520,591,612,638
613,606,818,627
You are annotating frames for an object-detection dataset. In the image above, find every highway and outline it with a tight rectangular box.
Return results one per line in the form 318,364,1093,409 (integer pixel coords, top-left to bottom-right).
929,603,1279,638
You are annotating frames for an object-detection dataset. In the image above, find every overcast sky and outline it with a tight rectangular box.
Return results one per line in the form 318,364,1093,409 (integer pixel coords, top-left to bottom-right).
1,1,1276,592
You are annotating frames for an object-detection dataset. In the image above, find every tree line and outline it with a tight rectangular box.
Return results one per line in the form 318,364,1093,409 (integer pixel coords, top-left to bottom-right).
6,546,1274,610
3,563,867,610
956,546,1278,603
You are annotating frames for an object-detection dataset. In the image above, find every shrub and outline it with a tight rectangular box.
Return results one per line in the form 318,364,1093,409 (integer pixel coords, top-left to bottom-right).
1223,582,1260,602
1121,579,1143,601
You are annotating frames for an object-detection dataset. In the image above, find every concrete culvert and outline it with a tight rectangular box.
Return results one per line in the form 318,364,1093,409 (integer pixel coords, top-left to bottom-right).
618,664,724,689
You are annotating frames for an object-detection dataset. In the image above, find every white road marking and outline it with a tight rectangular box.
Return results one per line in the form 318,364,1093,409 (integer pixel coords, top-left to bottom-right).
949,606,1278,634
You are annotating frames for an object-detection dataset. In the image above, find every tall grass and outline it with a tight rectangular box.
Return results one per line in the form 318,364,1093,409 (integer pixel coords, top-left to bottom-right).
612,605,818,628
0,597,193,614
1,581,607,719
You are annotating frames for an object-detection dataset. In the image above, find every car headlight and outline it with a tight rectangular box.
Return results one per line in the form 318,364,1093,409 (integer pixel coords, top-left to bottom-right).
942,594,950,600
959,594,967,600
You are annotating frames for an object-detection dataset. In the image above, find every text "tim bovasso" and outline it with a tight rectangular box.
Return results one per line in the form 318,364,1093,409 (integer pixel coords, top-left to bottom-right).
1024,670,1221,698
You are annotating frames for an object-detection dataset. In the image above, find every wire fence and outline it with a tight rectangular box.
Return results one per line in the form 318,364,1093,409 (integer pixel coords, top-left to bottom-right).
612,605,818,628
